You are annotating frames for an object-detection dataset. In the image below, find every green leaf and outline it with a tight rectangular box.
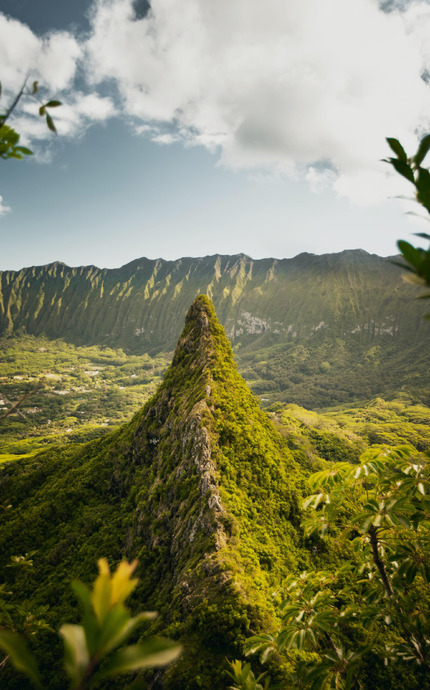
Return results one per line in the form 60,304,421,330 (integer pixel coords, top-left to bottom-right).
14,146,33,156
59,624,90,688
96,605,130,654
387,138,408,162
91,568,112,626
415,168,430,213
385,157,415,183
39,106,46,116
0,629,41,687
32,81,38,95
46,113,57,134
414,134,430,167
44,100,62,108
97,607,155,656
96,639,182,679
397,240,424,271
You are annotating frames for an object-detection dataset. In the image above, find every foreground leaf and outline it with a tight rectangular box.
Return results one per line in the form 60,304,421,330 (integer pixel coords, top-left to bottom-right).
0,629,41,687
96,638,182,679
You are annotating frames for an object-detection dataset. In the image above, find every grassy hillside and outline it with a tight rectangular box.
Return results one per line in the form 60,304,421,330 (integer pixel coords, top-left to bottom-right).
270,396,430,467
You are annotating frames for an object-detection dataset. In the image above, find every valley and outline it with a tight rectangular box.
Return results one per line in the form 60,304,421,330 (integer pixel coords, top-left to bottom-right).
0,253,429,689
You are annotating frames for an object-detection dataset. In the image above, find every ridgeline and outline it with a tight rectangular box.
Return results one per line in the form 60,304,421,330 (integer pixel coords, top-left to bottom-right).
1,251,429,407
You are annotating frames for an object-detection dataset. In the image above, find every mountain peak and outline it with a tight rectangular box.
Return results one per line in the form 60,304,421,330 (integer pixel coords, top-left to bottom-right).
170,294,234,374
0,296,306,687
181,294,217,345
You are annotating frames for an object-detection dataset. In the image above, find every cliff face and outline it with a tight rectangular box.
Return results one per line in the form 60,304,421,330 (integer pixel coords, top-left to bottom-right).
0,296,306,689
0,252,427,353
2,251,429,408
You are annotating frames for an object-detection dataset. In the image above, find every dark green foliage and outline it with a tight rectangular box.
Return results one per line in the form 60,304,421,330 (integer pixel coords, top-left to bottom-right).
384,135,430,307
243,446,430,689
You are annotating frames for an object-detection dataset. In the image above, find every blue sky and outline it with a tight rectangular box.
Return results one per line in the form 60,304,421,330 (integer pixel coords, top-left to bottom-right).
1,0,430,270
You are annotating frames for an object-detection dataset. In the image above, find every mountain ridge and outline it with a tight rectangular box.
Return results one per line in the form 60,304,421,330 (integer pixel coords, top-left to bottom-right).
0,296,307,689
3,248,383,273
1,250,425,349
1,250,429,408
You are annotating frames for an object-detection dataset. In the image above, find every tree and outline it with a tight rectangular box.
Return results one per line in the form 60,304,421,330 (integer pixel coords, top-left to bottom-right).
240,445,430,689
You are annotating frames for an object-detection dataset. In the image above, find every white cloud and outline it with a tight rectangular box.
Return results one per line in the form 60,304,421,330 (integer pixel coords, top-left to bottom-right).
85,0,430,204
8,91,116,147
0,14,82,92
0,195,11,216
0,12,115,145
2,1,430,206
305,167,338,195
152,132,180,145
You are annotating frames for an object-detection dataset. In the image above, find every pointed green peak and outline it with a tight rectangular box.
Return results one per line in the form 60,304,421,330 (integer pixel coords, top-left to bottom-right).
0,295,307,689
158,295,236,413
171,294,234,369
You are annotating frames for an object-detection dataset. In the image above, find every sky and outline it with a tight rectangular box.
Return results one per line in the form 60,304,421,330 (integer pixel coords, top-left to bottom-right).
1,0,430,270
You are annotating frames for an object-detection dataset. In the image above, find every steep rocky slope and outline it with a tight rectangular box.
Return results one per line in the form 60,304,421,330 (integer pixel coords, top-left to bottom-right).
0,297,307,689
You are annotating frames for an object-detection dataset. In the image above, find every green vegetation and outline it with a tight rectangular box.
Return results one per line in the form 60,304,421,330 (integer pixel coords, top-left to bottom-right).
0,335,170,462
0,297,307,689
0,296,429,689
242,445,430,689
0,124,33,161
0,557,181,688
271,397,430,467
239,337,430,408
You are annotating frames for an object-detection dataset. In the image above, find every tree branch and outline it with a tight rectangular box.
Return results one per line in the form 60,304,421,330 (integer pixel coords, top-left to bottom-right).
0,79,28,128
368,525,394,597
